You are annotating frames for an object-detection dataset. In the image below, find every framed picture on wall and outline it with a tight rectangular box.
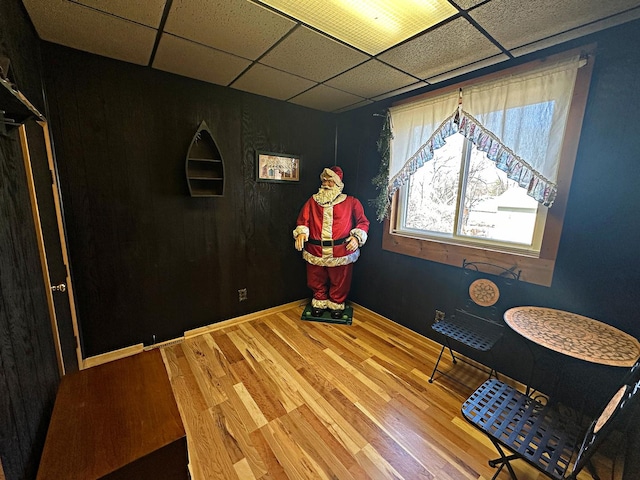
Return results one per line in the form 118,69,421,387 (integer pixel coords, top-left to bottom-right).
256,151,300,183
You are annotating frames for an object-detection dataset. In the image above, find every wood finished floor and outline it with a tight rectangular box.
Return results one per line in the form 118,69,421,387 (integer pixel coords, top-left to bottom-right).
160,303,619,480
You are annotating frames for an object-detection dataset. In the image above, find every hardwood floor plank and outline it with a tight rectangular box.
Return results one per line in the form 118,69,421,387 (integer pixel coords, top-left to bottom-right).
161,342,183,380
253,321,307,367
181,339,229,408
356,444,408,480
278,408,358,480
233,458,256,480
353,399,448,475
359,358,430,411
228,329,268,362
320,349,393,410
238,326,370,455
162,304,617,480
295,403,365,475
305,322,371,364
217,400,269,478
197,335,230,378
214,332,246,364
231,359,289,421
261,417,330,480
161,348,209,414
232,381,269,430
387,396,481,469
236,325,305,412
188,404,235,479
248,428,289,480
349,324,431,372
324,348,392,403
302,392,368,455
198,405,244,480
326,388,433,480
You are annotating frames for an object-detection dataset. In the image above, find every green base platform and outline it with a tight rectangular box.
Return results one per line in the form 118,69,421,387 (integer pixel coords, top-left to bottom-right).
301,304,353,325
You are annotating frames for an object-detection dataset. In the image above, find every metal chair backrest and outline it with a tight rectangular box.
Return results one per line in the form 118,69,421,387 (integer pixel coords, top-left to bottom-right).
621,358,640,385
570,377,640,479
457,260,521,324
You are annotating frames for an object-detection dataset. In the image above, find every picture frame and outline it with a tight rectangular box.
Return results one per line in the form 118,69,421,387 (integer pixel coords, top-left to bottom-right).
256,151,300,183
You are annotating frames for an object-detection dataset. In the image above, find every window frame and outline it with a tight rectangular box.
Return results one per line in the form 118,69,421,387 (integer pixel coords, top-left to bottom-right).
382,45,596,287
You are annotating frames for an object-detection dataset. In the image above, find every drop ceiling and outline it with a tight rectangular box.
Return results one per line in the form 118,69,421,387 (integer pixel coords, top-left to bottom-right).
21,0,640,113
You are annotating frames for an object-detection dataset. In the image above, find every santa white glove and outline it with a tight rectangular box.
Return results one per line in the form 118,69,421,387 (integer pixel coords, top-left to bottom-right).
295,233,308,251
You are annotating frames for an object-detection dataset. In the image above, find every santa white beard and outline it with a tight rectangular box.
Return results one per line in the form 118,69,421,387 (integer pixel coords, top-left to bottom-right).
314,184,343,205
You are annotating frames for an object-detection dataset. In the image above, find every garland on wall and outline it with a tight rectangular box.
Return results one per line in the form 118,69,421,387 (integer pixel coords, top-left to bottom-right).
370,111,392,222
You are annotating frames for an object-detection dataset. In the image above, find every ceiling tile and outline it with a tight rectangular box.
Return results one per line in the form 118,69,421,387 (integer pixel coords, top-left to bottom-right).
164,0,296,60
153,34,252,86
325,60,417,99
470,0,640,50
371,82,430,102
511,8,640,57
449,0,488,10
257,0,458,55
259,26,369,82
231,63,317,100
22,0,156,65
334,99,375,113
378,17,502,80
425,53,508,83
289,84,365,112
70,0,166,27
20,0,640,113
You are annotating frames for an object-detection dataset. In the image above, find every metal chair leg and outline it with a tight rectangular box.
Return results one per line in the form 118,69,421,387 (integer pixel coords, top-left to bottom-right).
429,345,446,383
488,441,519,480
445,340,457,363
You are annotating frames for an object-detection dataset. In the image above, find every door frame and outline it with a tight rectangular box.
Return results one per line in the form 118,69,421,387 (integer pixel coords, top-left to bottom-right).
19,120,84,373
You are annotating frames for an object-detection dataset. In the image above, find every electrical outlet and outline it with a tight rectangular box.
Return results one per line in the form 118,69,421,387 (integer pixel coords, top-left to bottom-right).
434,310,445,322
238,288,248,302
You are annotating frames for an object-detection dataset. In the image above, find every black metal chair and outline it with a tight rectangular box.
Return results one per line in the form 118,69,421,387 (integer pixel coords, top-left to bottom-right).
461,362,640,480
429,260,521,384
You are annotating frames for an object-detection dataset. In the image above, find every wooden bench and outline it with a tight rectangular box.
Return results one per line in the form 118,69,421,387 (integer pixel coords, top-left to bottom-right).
37,349,189,480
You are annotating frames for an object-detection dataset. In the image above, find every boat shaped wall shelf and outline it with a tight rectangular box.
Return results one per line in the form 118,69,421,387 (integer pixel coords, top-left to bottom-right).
186,121,224,197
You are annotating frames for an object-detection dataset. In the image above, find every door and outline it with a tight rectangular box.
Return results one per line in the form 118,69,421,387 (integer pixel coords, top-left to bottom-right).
19,119,83,374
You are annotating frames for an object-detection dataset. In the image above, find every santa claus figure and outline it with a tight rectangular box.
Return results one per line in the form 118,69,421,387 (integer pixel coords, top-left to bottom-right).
293,166,370,319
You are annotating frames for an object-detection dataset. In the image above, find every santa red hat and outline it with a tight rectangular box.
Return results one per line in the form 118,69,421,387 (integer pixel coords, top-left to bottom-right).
321,166,344,188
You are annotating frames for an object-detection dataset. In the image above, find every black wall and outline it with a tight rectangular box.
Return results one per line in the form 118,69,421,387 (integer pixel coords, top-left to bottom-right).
42,44,337,357
0,1,60,479
3,0,640,476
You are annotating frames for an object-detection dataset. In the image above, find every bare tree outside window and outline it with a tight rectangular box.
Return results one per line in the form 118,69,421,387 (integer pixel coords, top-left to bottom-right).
403,132,538,246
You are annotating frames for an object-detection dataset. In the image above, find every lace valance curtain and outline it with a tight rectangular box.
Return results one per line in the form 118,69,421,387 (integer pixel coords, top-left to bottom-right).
387,55,583,208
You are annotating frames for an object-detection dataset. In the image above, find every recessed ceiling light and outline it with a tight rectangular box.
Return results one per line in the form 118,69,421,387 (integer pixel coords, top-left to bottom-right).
257,0,458,55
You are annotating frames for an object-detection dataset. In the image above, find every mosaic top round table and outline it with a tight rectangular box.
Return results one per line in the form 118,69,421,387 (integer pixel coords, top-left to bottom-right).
504,306,640,367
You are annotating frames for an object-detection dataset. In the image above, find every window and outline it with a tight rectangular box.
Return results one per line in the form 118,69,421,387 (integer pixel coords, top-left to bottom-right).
382,46,595,286
398,132,546,253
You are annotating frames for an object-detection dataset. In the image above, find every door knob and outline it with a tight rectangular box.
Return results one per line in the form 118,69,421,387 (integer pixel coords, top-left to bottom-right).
51,283,67,292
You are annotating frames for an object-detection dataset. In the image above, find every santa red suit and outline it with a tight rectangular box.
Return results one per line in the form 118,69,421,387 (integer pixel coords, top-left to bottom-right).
293,166,369,315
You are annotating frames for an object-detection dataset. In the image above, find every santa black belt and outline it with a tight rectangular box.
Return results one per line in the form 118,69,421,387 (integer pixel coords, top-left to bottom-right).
308,237,349,246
